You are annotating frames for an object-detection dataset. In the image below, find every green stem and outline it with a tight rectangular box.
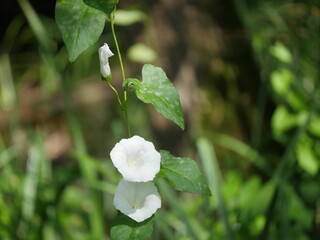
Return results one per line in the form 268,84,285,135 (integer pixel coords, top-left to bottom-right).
124,102,131,137
110,11,131,137
107,82,122,107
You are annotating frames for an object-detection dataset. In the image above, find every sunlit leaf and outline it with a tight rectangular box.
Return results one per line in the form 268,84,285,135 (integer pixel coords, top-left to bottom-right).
135,64,185,130
127,44,157,63
308,115,320,137
251,215,266,236
55,0,107,62
270,42,292,63
158,150,211,195
270,69,293,95
296,135,319,175
271,106,307,137
114,9,147,26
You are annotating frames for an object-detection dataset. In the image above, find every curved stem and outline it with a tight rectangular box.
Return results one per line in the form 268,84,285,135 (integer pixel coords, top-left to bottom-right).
110,11,131,137
107,82,122,107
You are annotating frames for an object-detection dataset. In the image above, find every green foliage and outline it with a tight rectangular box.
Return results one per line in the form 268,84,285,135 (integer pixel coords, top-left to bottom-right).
158,150,211,196
196,138,235,240
234,1,320,239
83,0,118,15
269,42,292,63
249,181,275,216
296,134,319,175
270,69,293,95
110,214,154,240
129,64,185,130
114,9,147,26
1,0,319,239
308,115,320,137
271,105,306,138
55,0,108,62
127,44,157,63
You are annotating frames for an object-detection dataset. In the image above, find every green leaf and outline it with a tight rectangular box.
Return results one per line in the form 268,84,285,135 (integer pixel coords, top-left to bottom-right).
296,134,319,175
135,64,185,130
127,44,157,63
55,0,108,62
110,213,154,240
114,9,147,26
249,181,275,216
269,42,292,63
158,150,211,196
308,115,320,137
271,106,299,137
286,184,312,229
83,0,118,15
270,69,293,95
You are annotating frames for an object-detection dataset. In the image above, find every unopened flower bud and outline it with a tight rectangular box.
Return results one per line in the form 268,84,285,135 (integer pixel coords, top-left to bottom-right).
99,43,114,78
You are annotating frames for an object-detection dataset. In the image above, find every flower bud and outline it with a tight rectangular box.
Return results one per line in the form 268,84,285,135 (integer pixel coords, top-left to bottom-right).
99,43,114,78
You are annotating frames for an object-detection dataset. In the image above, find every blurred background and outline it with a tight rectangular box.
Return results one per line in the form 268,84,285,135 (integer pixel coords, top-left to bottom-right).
0,0,319,239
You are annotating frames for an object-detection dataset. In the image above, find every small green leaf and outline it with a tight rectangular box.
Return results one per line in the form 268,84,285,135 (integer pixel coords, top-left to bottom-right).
114,9,147,26
55,0,108,62
110,213,154,240
308,115,320,137
269,42,292,63
296,135,319,175
270,69,293,95
271,106,298,137
135,64,185,130
127,44,157,63
83,0,118,15
158,150,211,196
123,78,140,91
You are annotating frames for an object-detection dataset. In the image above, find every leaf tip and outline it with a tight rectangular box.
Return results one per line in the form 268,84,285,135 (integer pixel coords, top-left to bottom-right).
179,121,185,131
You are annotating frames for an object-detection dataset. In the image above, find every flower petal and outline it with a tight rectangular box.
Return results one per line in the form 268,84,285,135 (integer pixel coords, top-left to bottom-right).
113,179,161,222
110,135,161,182
99,43,114,78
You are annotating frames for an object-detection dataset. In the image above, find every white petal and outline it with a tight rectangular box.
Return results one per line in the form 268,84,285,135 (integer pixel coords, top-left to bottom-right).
113,180,161,222
110,135,161,182
99,43,114,77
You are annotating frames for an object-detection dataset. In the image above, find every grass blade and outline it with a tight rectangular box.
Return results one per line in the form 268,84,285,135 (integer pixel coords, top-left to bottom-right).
196,137,236,240
156,179,200,240
210,133,271,174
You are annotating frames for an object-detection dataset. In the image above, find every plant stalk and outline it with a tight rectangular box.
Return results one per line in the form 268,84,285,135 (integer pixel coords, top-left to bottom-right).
110,12,131,137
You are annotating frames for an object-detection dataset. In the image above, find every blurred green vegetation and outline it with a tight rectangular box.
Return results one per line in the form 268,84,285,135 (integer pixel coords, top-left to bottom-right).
0,0,319,239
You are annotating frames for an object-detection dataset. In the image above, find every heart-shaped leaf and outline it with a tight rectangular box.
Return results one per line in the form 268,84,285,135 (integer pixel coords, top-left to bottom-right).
158,150,211,196
134,64,185,130
55,0,109,62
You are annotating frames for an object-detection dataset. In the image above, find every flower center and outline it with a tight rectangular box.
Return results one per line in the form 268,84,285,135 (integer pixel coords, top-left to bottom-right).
126,155,142,169
131,199,144,209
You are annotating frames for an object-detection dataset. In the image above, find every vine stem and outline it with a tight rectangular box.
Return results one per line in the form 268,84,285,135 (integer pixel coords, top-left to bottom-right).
107,82,122,107
110,11,131,137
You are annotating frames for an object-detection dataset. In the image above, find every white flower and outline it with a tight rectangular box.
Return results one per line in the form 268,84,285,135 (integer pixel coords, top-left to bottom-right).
99,43,114,78
113,179,161,222
110,135,161,182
